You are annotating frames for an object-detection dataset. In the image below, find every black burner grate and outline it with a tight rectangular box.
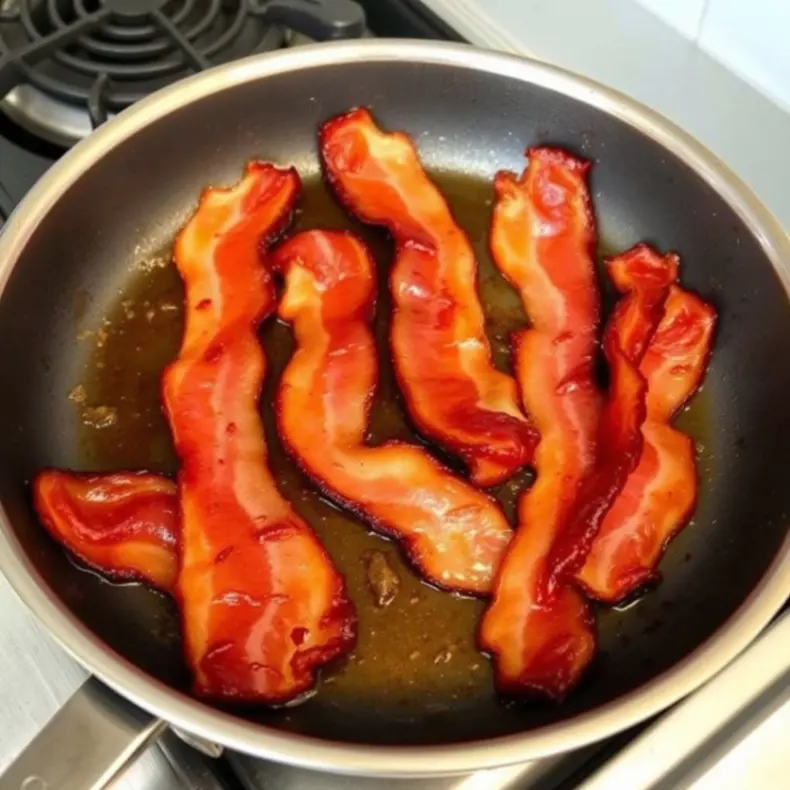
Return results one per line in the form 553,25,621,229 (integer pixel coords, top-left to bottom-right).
0,0,365,127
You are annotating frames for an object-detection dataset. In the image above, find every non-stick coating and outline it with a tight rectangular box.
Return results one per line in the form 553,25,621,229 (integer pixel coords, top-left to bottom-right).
2,53,790,747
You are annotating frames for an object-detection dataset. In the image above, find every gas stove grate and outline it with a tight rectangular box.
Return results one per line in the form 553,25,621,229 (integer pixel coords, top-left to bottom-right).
0,0,365,128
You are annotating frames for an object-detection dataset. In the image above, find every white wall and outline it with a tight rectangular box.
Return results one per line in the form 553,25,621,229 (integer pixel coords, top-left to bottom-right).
421,0,790,228
636,0,790,112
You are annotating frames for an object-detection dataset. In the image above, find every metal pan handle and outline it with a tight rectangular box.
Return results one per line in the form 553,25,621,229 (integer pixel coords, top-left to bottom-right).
0,677,166,790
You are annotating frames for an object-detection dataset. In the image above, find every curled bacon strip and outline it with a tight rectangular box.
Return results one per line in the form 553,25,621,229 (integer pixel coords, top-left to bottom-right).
480,147,601,699
549,244,678,580
162,164,355,704
577,285,716,602
320,108,538,486
33,470,177,593
274,230,512,596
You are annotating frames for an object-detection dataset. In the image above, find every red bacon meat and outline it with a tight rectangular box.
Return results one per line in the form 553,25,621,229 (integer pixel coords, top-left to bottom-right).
162,163,356,704
480,147,601,699
33,470,177,593
320,108,538,486
274,229,512,596
549,244,678,580
577,285,716,601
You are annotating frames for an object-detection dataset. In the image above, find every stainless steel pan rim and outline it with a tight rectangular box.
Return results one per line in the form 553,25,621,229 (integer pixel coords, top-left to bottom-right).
1,39,790,777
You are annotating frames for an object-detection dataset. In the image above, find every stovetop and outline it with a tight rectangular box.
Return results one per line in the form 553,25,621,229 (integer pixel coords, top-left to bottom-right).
0,0,372,144
4,1,790,788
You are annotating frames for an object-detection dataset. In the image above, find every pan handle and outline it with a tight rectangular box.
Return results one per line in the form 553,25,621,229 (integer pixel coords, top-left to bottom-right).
251,0,368,40
0,677,167,790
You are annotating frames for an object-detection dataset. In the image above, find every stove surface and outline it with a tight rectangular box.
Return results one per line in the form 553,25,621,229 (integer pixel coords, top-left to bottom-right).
5,2,785,789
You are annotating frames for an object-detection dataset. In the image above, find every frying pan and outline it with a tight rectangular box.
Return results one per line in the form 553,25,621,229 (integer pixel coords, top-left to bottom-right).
2,39,790,786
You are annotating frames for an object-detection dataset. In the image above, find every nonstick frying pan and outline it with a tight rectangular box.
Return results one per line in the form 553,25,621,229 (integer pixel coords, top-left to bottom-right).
2,40,790,785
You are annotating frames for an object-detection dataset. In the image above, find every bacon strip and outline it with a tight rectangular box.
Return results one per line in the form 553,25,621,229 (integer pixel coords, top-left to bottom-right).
320,108,538,486
274,230,512,596
577,285,716,602
480,148,601,699
162,164,355,704
33,470,177,593
549,244,678,580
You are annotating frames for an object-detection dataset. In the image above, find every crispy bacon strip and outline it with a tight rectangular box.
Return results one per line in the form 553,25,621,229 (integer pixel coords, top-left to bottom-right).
320,108,538,486
274,230,512,595
162,163,355,704
480,147,601,699
33,470,177,593
577,285,716,602
549,244,678,579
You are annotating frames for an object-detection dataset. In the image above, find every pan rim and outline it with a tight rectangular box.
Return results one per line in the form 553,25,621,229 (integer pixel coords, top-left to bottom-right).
2,38,790,776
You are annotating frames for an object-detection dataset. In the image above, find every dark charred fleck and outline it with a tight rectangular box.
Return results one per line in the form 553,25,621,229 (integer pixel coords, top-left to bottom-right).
204,343,224,363
215,546,234,565
291,627,309,646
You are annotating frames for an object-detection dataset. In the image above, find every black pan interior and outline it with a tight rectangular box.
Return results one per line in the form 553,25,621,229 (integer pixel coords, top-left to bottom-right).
1,57,790,745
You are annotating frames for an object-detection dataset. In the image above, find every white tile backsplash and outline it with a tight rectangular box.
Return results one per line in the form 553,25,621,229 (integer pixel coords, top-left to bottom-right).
634,0,708,37
698,0,790,113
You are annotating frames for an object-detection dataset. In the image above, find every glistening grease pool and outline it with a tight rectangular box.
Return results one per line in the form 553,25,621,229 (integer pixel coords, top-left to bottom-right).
69,173,710,744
